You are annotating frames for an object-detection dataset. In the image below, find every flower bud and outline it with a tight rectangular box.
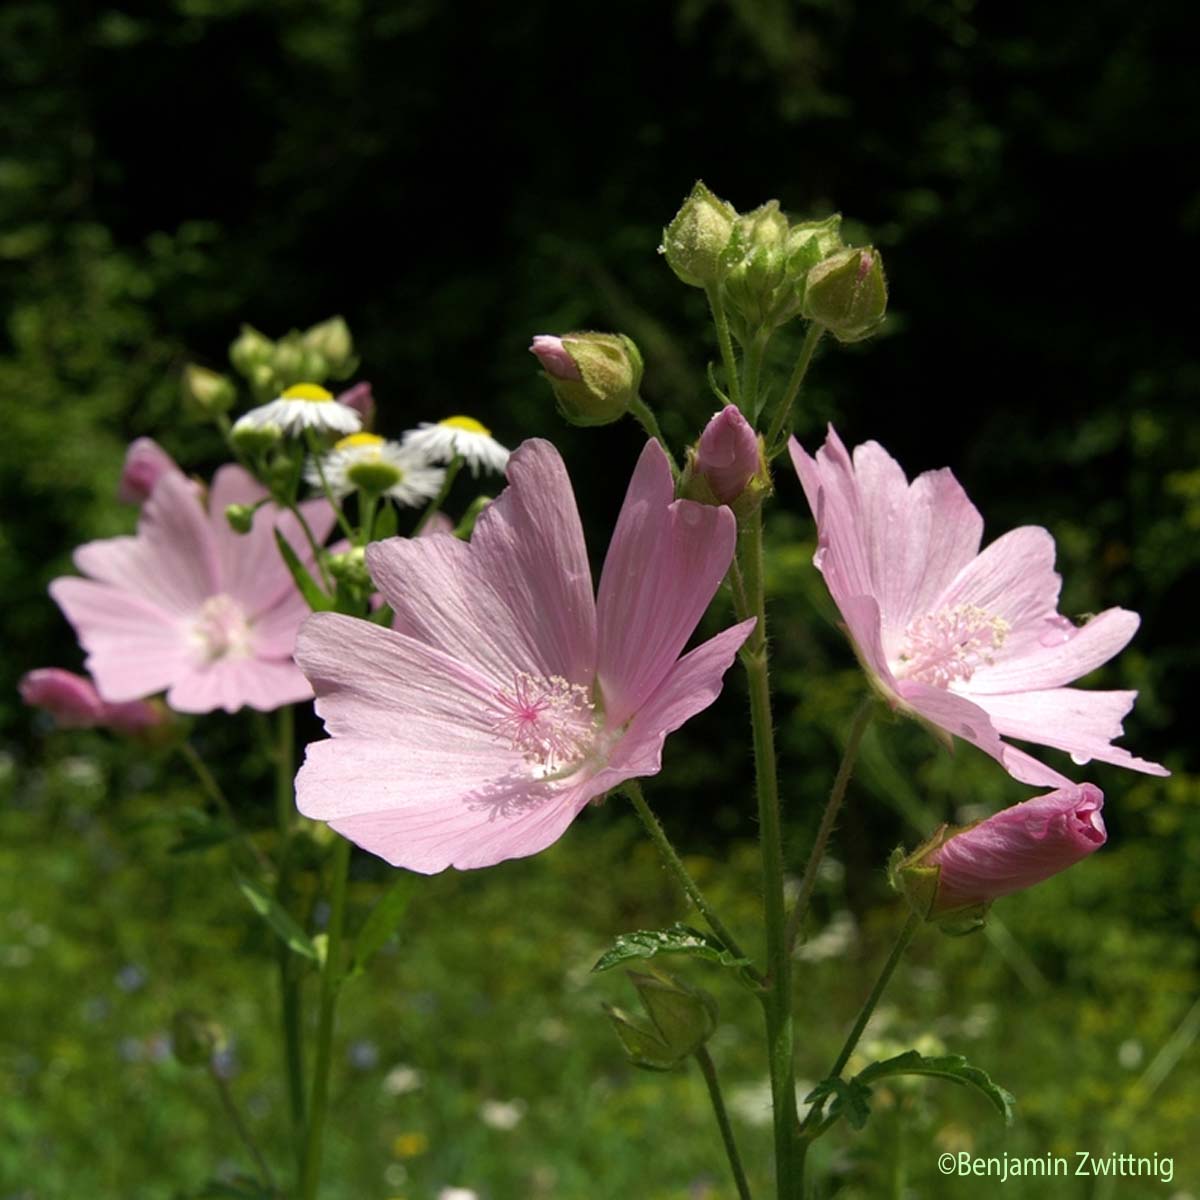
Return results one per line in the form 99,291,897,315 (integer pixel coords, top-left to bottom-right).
532,331,643,427
720,202,802,335
230,419,282,457
229,324,274,377
118,437,182,505
171,1009,226,1068
181,364,236,417
801,246,888,342
225,503,258,535
303,316,355,374
604,1003,678,1071
271,336,308,385
20,668,164,734
890,784,1107,935
604,967,718,1070
693,405,762,505
660,181,737,289
337,381,376,430
327,546,372,590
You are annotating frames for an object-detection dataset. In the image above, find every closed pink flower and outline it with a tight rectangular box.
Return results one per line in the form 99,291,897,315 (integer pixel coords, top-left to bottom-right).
51,467,334,714
790,426,1168,787
294,439,754,873
696,405,759,504
20,667,163,733
924,784,1106,911
118,438,185,505
528,335,582,381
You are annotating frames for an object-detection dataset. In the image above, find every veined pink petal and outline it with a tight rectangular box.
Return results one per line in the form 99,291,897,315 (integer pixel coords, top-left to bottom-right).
74,471,220,616
167,658,312,714
596,441,736,726
367,440,596,688
973,688,1169,776
928,784,1106,910
967,608,1141,694
48,578,191,701
250,585,314,658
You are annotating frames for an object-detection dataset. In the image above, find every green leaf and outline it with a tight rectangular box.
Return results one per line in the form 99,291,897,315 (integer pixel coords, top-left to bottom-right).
273,528,334,612
372,499,398,540
351,874,417,975
591,924,751,974
806,1077,872,1130
856,1050,1015,1124
235,872,318,961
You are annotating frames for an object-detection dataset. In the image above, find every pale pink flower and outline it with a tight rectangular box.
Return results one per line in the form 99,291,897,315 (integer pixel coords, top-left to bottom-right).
528,335,581,380
696,405,759,504
19,667,163,732
336,381,375,428
790,426,1168,786
50,467,334,714
925,784,1106,911
295,438,754,873
118,438,184,505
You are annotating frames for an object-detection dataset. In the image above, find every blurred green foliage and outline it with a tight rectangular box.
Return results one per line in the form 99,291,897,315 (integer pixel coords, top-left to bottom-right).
2,0,1197,1195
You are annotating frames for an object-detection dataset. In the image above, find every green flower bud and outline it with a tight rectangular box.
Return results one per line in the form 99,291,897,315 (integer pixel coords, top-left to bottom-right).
784,215,845,305
531,331,643,427
660,181,737,289
271,336,308,385
229,324,274,378
604,1003,678,1071
303,316,355,373
801,246,888,343
327,546,371,590
171,1009,225,1068
224,503,258,535
604,967,718,1071
720,202,800,336
181,364,236,417
231,419,282,457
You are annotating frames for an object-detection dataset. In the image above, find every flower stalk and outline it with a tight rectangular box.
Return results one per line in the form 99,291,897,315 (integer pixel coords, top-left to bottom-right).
695,1045,754,1200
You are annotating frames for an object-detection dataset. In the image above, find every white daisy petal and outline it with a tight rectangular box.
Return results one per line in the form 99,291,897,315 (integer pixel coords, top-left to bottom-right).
402,416,510,476
306,433,446,506
234,383,363,439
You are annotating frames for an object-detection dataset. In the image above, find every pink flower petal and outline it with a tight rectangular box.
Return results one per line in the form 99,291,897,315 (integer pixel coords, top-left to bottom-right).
596,441,736,726
167,658,312,714
19,668,107,726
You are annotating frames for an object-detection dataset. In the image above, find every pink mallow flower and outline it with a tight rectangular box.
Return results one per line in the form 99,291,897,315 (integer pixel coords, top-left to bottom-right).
118,438,185,505
294,438,755,873
696,405,760,504
790,426,1168,787
920,784,1106,913
20,667,163,733
50,467,334,714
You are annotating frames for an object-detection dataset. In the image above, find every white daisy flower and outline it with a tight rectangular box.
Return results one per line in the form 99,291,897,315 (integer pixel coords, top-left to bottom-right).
233,382,362,439
402,415,509,476
306,432,445,506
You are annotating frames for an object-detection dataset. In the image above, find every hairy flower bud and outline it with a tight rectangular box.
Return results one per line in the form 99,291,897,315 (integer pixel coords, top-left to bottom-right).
229,324,274,378
890,785,1107,934
531,331,643,427
693,405,762,505
118,438,183,505
303,316,355,374
661,181,737,289
181,364,236,417
801,246,888,342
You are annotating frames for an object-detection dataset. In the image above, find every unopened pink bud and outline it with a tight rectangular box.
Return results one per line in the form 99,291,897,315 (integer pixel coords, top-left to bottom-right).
118,438,182,505
20,668,164,733
417,511,455,538
529,335,582,381
337,382,375,429
926,784,1106,911
696,405,760,504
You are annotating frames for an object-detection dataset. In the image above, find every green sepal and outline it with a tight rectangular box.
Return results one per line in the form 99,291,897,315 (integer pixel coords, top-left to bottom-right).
350,874,417,977
273,528,335,612
235,871,319,962
856,1050,1016,1124
372,499,398,540
591,923,752,975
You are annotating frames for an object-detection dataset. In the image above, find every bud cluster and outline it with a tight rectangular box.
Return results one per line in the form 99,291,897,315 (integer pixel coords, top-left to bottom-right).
228,316,358,401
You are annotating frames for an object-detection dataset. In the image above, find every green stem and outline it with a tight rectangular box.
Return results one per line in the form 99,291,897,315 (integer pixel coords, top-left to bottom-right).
412,455,462,535
272,706,307,1164
210,1062,275,1192
357,490,379,546
734,506,799,1199
765,325,823,454
741,330,770,422
304,431,355,541
299,836,352,1200
285,501,333,591
176,742,272,877
627,392,679,478
624,781,758,980
695,1046,754,1200
784,699,874,954
706,285,742,413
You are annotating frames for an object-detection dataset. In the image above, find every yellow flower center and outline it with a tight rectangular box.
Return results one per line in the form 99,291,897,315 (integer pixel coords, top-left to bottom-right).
280,382,334,402
335,432,385,451
439,415,491,435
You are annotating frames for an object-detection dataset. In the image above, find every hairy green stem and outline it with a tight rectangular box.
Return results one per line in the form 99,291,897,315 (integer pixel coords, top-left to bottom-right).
695,1046,754,1200
628,393,679,477
765,324,823,453
625,781,757,978
412,455,462,535
705,285,742,413
735,505,800,1199
784,699,874,954
300,836,352,1200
